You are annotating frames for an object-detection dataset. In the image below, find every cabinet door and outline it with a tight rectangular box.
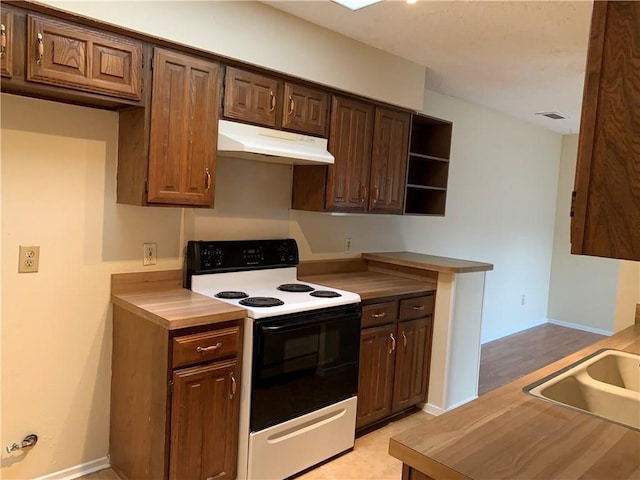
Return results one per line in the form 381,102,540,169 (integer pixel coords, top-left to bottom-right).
282,82,329,136
392,317,432,413
356,324,396,429
1,10,13,78
147,48,219,206
170,359,240,480
326,96,374,211
223,66,279,127
369,108,410,214
571,1,640,261
26,15,142,100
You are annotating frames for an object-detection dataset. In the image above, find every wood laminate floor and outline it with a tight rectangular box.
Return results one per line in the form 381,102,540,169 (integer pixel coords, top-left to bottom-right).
478,323,605,395
82,323,605,480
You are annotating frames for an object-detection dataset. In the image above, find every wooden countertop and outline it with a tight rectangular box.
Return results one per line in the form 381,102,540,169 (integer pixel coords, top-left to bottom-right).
363,252,493,274
111,270,245,330
299,271,436,301
388,324,640,480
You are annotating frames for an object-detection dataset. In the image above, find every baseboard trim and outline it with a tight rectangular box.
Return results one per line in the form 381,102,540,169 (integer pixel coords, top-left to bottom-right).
34,456,110,480
547,318,612,336
422,396,477,416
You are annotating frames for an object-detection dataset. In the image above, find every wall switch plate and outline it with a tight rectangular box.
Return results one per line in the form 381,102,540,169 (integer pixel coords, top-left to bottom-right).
344,237,352,253
143,243,157,266
18,246,40,273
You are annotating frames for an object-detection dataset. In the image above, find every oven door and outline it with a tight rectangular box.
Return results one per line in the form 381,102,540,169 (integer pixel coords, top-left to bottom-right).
251,304,361,432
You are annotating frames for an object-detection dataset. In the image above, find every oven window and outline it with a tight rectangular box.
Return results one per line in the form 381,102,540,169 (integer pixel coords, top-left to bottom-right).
251,308,360,431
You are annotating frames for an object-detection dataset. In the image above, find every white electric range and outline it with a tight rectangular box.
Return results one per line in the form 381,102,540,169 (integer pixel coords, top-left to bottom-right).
186,239,361,480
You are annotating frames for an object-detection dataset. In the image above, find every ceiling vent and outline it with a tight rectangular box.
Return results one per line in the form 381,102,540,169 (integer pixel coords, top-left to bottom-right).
536,112,567,120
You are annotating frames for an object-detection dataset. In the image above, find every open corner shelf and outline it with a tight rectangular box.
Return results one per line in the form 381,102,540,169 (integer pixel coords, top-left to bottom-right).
404,113,453,216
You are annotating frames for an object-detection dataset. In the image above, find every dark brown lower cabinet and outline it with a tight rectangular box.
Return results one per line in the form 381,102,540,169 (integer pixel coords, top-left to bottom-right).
170,360,240,480
357,294,434,430
356,324,395,429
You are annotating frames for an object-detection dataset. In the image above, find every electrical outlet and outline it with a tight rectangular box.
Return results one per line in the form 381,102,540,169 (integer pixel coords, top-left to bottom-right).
18,246,40,273
143,243,157,266
344,237,352,253
521,294,526,306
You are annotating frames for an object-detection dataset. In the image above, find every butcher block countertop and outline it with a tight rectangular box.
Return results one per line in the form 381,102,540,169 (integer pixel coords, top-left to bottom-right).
300,271,436,302
363,252,493,274
388,324,640,480
111,270,245,330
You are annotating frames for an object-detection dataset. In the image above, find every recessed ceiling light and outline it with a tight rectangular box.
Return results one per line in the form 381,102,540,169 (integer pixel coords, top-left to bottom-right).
332,0,384,11
407,0,417,4
536,112,567,120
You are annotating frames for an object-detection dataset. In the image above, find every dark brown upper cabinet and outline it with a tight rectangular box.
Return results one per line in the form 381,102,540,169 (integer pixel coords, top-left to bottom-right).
1,10,14,78
117,48,220,207
223,67,329,137
26,14,142,101
326,96,375,211
571,0,640,261
223,66,280,128
282,81,329,137
292,97,410,214
369,108,410,214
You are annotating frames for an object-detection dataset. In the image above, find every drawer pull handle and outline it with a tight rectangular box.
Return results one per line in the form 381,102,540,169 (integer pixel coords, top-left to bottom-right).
402,331,407,348
196,342,222,353
372,312,386,319
412,305,425,311
270,90,276,112
389,333,396,354
230,373,237,399
36,33,44,65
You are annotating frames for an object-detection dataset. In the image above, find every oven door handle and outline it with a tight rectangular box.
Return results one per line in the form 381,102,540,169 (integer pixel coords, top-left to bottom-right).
259,312,360,333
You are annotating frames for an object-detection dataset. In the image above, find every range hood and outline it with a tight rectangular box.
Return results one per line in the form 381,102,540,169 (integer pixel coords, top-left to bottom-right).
217,120,334,165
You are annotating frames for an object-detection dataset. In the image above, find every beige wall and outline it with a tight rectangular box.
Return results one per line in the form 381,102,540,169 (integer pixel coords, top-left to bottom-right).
0,95,184,479
547,135,622,334
39,0,425,111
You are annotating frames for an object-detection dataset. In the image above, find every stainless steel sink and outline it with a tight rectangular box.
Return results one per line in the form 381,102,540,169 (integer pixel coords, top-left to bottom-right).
524,349,640,430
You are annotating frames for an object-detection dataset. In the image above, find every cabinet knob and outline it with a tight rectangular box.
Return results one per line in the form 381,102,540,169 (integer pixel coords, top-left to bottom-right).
36,32,44,65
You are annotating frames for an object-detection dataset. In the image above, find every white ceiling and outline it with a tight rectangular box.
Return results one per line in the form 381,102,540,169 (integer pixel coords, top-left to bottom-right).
264,0,594,134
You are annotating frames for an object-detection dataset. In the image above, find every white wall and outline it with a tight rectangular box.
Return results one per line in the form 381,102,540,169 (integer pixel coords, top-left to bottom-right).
39,0,425,111
0,95,184,479
290,90,564,343
547,135,623,335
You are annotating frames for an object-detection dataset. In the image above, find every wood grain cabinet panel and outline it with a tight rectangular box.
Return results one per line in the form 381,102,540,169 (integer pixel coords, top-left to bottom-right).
571,1,640,261
369,108,410,214
170,359,240,480
326,96,374,211
26,15,142,100
146,48,219,206
282,82,329,136
224,66,279,127
392,317,433,412
357,323,396,428
1,10,13,78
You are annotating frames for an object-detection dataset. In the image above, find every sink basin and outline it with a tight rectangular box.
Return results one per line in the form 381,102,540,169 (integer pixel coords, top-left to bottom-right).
525,349,640,430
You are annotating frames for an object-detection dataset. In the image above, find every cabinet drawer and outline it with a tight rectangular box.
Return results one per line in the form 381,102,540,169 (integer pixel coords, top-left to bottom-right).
172,326,239,368
362,301,398,328
399,295,434,320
